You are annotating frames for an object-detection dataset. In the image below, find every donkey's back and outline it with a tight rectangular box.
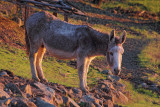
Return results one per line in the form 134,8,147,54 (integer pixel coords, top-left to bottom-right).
26,11,87,38
26,11,90,58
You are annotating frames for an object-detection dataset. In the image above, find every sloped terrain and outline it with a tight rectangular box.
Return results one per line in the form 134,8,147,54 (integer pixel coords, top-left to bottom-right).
0,0,160,106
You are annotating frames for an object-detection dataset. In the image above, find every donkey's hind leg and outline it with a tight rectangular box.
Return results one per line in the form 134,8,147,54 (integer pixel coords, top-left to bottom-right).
36,45,47,82
29,46,40,81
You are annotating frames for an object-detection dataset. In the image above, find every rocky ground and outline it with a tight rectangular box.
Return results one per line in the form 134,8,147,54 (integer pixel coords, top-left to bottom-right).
0,69,130,107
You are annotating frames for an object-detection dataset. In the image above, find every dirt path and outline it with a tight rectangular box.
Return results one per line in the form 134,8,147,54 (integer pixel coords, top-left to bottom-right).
121,38,155,81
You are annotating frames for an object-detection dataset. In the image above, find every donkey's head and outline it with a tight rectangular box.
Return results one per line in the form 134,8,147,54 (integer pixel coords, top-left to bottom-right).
106,30,126,75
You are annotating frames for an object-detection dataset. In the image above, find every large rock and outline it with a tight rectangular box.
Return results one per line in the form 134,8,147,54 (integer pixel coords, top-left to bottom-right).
6,83,23,96
141,83,148,89
0,98,11,107
55,94,63,105
101,70,112,75
9,98,36,107
102,80,115,90
36,98,56,107
103,99,114,107
18,99,37,107
149,84,159,91
0,69,14,77
117,91,128,104
0,100,5,107
72,88,82,98
82,95,101,107
108,75,121,82
4,98,11,105
9,98,17,107
68,97,80,107
115,82,126,92
67,88,74,98
62,96,80,107
20,84,32,97
34,82,55,104
57,85,68,95
0,90,10,99
99,84,110,93
0,83,5,90
0,71,9,77
27,101,37,107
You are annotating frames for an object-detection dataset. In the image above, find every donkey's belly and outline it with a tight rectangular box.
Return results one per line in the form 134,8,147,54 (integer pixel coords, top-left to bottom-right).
45,45,77,59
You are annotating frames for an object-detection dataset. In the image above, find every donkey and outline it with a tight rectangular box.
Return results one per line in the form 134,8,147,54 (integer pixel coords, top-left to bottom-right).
25,11,126,92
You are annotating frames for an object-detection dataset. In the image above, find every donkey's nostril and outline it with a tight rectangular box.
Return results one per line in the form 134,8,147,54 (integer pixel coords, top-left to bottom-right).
114,69,118,72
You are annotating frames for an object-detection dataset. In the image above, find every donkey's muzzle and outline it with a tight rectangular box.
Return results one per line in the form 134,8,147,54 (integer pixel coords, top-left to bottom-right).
114,69,121,75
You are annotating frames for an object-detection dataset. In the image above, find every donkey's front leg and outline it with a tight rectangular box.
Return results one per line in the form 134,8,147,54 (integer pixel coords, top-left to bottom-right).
29,51,40,81
84,58,92,90
77,56,88,92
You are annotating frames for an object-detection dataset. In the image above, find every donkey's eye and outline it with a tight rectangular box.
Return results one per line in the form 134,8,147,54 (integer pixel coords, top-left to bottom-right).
110,52,113,56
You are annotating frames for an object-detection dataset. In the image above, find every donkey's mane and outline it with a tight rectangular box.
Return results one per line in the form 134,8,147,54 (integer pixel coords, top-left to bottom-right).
88,26,110,43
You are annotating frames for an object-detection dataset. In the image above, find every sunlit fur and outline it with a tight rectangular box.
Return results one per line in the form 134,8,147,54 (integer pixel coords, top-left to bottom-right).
108,45,124,75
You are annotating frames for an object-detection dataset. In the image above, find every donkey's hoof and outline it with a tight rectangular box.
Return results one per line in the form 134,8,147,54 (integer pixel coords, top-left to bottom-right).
82,89,89,95
86,86,90,90
81,88,89,94
40,78,48,82
32,77,40,82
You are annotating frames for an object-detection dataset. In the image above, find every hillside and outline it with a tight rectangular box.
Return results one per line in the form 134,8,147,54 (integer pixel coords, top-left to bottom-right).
0,0,160,107
0,16,25,48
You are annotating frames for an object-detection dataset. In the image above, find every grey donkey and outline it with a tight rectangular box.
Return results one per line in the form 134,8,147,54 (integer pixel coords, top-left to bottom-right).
25,11,126,92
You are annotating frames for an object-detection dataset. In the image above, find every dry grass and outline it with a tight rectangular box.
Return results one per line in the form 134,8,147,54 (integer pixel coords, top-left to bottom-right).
0,16,25,48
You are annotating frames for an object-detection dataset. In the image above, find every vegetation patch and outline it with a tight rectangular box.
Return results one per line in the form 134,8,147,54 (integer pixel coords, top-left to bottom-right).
138,41,160,73
100,0,160,19
121,80,160,107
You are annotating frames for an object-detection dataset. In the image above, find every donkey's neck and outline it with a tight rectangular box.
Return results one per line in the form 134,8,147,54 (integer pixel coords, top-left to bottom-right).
89,28,109,56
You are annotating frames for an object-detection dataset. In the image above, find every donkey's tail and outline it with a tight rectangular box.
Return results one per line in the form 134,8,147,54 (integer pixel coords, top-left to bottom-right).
25,28,30,55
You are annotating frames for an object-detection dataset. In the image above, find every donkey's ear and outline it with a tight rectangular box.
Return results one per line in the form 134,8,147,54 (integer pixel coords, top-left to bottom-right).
120,30,126,44
110,29,115,42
